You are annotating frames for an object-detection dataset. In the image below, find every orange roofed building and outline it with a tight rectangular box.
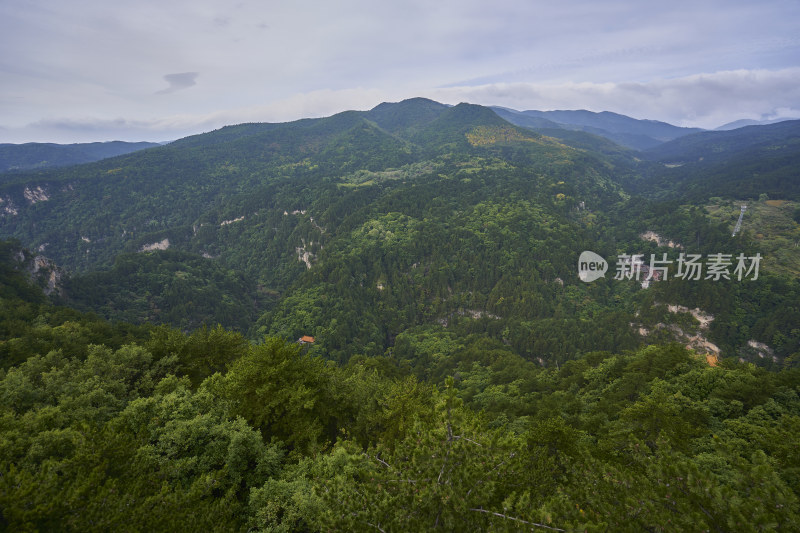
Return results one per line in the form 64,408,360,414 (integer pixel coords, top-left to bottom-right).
298,335,315,344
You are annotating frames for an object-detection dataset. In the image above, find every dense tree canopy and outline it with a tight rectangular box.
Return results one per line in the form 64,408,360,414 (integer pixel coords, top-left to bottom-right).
1,100,799,530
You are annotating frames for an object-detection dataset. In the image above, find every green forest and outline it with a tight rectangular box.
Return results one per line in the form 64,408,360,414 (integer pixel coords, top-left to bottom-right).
1,100,799,530
1,242,799,531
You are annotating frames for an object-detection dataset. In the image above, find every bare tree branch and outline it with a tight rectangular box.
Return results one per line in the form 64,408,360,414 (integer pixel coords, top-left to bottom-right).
437,445,451,484
453,435,483,446
368,453,392,470
469,508,567,531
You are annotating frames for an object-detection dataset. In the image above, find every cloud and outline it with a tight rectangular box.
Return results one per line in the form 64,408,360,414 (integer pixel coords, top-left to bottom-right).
156,72,199,95
4,68,799,143
2,1,799,142
0,87,392,143
168,68,800,131
422,68,800,129
10,114,219,143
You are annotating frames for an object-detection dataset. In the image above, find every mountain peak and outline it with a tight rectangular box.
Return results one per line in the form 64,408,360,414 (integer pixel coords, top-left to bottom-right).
432,102,508,127
369,97,448,113
364,98,449,134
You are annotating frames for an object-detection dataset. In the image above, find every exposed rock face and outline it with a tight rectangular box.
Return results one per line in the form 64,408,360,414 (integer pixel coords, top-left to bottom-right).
23,186,49,204
10,247,65,297
667,305,713,329
436,308,502,328
742,340,778,363
635,304,781,366
296,239,315,269
140,238,170,252
635,304,720,364
0,196,18,216
220,216,245,226
459,309,500,320
640,231,683,249
30,255,64,297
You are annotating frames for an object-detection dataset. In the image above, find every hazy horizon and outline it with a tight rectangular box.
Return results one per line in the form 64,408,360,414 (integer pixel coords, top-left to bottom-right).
2,0,799,143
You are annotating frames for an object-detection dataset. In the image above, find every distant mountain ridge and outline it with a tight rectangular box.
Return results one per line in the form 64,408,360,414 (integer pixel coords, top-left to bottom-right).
715,117,800,131
179,100,703,155
643,119,800,163
0,140,161,173
493,107,703,150
6,105,787,162
630,119,800,201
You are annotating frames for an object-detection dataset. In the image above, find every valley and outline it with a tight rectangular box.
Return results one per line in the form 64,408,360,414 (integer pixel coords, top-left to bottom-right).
1,99,799,531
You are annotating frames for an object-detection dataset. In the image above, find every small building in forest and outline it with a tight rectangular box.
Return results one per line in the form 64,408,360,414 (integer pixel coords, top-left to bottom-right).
298,335,315,344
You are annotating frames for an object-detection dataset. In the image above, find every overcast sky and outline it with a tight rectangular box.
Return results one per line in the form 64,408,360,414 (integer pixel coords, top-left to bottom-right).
1,0,799,143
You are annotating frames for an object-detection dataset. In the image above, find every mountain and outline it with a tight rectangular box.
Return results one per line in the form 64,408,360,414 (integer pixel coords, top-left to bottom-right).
490,107,563,130
2,233,799,531
0,140,161,173
0,100,619,275
0,98,635,362
632,120,800,201
0,98,798,367
493,107,703,150
644,119,800,163
2,98,800,530
715,117,800,130
363,96,450,135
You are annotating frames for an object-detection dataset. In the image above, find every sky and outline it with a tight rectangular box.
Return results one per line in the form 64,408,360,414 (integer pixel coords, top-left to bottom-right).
1,0,799,143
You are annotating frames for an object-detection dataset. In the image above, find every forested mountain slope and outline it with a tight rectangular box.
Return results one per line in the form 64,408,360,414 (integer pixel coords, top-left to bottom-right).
629,120,800,201
0,101,634,359
645,119,800,164
494,107,703,150
1,239,799,531
0,141,161,174
2,98,800,530
1,99,799,367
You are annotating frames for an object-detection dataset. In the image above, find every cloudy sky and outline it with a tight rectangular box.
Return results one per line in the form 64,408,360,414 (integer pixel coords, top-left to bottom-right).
1,0,799,143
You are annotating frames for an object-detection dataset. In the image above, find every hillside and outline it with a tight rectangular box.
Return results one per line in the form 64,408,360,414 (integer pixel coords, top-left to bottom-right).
701,197,800,277
644,119,800,163
1,99,799,368
0,140,161,174
495,107,702,150
630,120,800,202
1,240,799,531
0,99,638,362
2,99,800,531
61,250,260,332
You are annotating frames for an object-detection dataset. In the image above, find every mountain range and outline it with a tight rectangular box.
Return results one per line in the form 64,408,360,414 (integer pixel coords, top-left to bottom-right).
0,140,162,173
491,106,703,150
1,103,791,173
715,116,800,130
2,97,800,531
1,97,798,366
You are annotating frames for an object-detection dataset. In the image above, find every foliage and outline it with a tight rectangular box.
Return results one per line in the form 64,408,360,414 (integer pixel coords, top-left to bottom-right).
1,101,800,529
63,250,260,332
1,259,799,530
0,141,159,174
